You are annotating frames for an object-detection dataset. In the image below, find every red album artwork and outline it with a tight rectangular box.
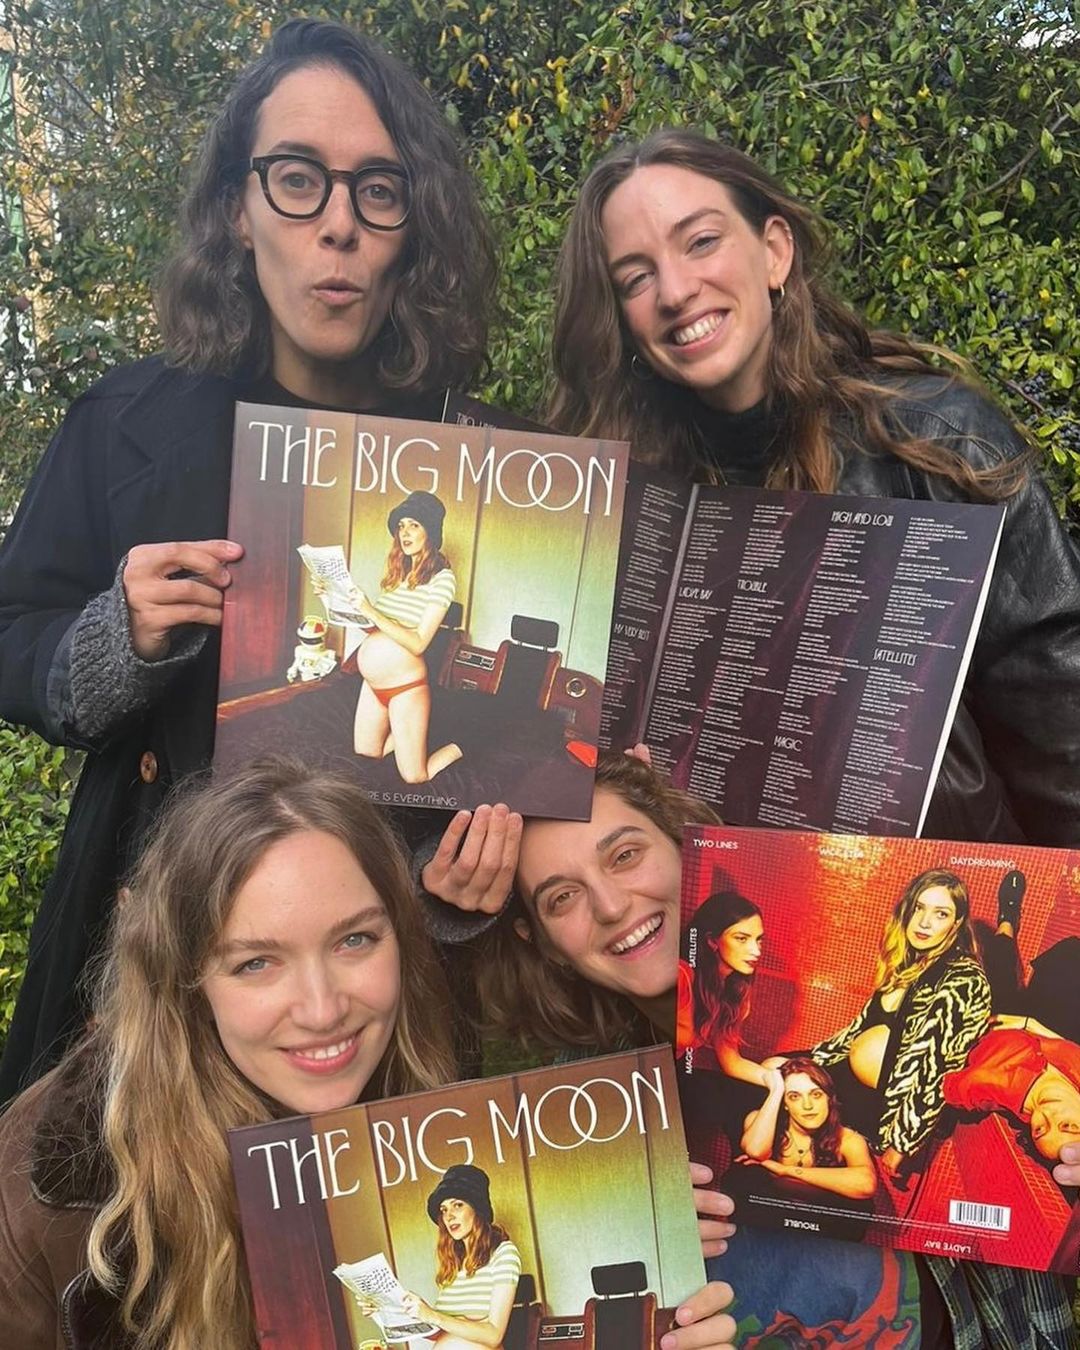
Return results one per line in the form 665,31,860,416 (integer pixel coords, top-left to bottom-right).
677,826,1080,1273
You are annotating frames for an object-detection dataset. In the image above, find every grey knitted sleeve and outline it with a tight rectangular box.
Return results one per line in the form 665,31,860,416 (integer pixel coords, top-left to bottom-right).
55,556,207,746
412,830,505,944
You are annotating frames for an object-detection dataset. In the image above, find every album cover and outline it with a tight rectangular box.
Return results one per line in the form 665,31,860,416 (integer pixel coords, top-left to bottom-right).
216,402,628,817
229,1048,705,1348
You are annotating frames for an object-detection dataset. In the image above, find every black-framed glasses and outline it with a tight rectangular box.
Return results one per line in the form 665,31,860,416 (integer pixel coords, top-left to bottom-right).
247,155,411,230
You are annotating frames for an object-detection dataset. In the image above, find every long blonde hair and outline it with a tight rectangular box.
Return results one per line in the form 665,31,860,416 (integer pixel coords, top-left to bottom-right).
550,129,1028,499
84,760,456,1349
875,868,977,996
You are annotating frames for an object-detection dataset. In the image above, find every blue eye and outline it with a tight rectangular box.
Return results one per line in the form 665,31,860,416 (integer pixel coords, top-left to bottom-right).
234,956,269,976
341,931,376,950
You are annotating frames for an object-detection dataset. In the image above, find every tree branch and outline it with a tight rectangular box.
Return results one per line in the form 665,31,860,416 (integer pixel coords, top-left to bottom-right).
966,110,1072,202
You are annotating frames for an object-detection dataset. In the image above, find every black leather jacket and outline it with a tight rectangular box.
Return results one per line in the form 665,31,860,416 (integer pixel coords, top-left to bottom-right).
830,374,1080,847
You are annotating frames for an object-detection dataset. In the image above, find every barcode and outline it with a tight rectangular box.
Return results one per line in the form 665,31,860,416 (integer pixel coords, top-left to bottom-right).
948,1199,1011,1232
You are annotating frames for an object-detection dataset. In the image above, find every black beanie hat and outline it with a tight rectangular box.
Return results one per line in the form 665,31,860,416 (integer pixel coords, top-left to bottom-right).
387,490,446,550
426,1164,493,1226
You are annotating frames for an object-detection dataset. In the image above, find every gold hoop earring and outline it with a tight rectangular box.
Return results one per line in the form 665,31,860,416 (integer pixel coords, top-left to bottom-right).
630,353,655,381
771,283,786,307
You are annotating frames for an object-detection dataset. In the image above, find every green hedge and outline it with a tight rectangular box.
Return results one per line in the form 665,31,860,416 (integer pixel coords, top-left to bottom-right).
0,727,77,1036
0,0,1077,1046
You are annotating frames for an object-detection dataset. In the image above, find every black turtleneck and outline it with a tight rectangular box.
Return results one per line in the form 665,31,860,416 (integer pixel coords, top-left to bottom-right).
692,397,780,486
237,371,446,422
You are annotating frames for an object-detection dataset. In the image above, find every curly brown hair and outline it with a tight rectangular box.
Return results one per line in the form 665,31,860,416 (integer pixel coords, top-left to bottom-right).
549,128,1027,499
476,751,720,1053
435,1216,512,1287
157,19,495,393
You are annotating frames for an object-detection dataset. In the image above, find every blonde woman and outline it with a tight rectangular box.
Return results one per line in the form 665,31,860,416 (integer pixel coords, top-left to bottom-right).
808,869,990,1179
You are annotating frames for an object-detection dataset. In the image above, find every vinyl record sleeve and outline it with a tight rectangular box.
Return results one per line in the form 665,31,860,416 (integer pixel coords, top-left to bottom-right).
677,824,1080,1273
230,1047,705,1348
216,402,627,819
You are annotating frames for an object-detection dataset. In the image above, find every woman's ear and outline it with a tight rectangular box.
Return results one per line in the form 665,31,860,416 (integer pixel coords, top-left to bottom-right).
763,215,794,291
232,194,253,251
512,916,533,943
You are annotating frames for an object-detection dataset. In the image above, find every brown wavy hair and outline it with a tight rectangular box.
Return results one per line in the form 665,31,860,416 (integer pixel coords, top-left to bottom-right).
876,867,979,996
476,751,720,1052
772,1057,844,1167
435,1215,512,1287
381,539,452,591
82,759,456,1350
688,890,761,1050
157,19,495,392
549,129,1027,498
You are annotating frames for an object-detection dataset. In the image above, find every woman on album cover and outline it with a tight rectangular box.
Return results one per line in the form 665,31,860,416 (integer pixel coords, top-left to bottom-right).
323,488,462,783
677,891,771,1090
736,1058,876,1203
942,870,1080,1168
394,1164,522,1349
461,752,925,1346
808,869,991,1179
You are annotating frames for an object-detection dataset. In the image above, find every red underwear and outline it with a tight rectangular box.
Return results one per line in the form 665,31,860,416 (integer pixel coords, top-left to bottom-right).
370,676,428,708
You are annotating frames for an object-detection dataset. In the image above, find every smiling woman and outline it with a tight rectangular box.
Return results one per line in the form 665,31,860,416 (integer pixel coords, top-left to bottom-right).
807,869,990,1179
0,760,456,1348
476,752,720,1054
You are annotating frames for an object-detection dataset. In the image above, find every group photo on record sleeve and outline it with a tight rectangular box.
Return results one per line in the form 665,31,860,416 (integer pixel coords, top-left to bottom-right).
678,826,1080,1273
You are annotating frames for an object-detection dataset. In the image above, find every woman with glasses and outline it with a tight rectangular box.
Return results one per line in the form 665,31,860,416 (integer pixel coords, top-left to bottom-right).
0,18,495,1102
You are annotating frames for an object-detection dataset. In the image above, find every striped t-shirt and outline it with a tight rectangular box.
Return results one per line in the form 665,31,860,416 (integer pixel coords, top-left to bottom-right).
372,568,455,630
434,1239,522,1321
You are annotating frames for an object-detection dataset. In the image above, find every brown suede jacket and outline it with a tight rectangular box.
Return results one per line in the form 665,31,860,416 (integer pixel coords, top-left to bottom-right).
0,1045,121,1350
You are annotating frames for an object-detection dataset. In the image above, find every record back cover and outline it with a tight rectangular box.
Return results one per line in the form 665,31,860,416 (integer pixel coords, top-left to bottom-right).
677,825,1080,1273
229,1047,703,1349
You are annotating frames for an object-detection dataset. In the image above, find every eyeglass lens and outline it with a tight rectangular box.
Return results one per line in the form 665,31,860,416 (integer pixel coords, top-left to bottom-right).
264,159,408,226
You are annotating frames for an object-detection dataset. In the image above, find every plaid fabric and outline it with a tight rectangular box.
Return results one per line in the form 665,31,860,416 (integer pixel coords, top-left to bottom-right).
926,1257,1079,1350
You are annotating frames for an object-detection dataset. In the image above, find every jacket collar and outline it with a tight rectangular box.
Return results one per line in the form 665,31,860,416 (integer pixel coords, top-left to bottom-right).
30,1043,112,1211
114,358,238,470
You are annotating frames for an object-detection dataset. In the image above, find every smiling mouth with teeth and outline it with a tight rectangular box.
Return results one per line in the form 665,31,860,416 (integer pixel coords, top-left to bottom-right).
672,313,725,346
610,914,664,955
291,1035,355,1063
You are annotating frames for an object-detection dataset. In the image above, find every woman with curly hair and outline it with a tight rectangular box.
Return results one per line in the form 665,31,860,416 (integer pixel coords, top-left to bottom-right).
0,17,497,1099
475,751,720,1055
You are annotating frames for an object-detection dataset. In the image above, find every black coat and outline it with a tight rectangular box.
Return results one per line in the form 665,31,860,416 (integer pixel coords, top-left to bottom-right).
0,358,237,1099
